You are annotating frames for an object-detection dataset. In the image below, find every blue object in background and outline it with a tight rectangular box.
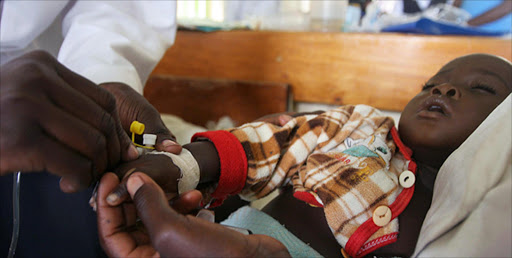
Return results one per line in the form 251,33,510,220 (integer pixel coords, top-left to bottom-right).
382,17,508,36
460,0,512,34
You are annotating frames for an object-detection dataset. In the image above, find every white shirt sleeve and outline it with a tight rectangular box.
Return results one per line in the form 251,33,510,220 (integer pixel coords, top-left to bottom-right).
0,0,70,64
57,1,177,93
0,1,68,51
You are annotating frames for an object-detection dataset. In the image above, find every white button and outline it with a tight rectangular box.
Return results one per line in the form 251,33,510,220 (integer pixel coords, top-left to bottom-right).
373,206,392,227
399,170,415,188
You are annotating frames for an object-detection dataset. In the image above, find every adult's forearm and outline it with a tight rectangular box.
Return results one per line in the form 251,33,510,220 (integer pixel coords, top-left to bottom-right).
467,1,512,26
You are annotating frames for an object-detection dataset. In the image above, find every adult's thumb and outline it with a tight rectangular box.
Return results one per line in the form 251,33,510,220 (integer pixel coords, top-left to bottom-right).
138,114,182,154
126,173,177,233
126,172,148,198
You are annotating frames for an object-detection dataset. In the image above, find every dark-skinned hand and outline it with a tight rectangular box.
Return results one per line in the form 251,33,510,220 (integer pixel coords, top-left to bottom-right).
254,112,295,126
100,153,181,207
100,82,181,154
93,82,183,205
0,50,139,192
96,172,203,257
104,140,221,207
96,172,290,257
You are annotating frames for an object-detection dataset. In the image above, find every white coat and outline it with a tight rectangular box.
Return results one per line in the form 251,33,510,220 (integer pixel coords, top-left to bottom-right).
0,0,177,93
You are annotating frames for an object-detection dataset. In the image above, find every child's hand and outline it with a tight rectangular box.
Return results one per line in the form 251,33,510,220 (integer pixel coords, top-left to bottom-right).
254,112,295,126
105,153,181,206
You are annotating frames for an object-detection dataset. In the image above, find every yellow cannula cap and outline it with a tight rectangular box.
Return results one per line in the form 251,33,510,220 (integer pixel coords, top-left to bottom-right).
130,121,145,135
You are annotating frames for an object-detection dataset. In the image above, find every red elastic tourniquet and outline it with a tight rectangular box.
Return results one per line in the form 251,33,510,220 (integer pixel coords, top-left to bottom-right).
344,127,417,257
192,131,248,207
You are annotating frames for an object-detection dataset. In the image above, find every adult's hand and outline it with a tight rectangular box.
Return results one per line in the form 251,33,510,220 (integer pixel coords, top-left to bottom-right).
97,172,290,257
96,172,202,257
0,50,139,192
100,82,181,154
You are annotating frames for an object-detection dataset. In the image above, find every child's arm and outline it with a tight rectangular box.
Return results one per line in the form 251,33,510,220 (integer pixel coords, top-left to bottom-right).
106,115,304,207
182,141,221,185
108,105,393,208
103,140,221,207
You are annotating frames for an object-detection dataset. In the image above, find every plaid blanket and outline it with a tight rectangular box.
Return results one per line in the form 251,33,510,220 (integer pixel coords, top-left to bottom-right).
194,104,414,257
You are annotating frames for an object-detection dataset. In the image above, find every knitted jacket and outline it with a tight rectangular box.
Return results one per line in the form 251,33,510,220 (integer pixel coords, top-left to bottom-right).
192,105,417,257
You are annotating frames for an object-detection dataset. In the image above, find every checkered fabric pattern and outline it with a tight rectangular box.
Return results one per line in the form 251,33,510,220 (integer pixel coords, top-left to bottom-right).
195,105,413,256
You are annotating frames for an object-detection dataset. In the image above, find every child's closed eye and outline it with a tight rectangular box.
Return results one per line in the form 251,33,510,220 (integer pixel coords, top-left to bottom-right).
471,84,496,95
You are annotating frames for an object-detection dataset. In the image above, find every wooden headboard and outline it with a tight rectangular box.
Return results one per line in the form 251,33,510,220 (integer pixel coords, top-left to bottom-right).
144,75,290,126
146,30,511,123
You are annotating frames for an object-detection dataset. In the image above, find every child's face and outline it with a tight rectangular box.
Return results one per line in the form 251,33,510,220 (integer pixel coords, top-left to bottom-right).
398,54,511,167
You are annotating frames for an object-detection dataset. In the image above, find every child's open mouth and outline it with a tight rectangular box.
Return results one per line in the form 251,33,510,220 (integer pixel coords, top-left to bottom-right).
417,97,452,118
427,105,445,114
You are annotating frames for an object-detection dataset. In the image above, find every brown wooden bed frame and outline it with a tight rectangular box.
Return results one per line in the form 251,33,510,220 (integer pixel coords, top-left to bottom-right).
145,30,511,126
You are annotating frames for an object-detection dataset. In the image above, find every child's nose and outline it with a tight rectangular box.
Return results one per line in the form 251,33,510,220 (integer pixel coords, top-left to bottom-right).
430,83,461,99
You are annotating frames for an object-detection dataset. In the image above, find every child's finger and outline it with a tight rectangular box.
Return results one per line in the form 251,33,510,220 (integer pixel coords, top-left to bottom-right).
156,139,182,154
170,189,203,215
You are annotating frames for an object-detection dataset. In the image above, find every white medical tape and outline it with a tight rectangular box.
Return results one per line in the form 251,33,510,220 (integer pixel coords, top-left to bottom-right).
147,149,200,194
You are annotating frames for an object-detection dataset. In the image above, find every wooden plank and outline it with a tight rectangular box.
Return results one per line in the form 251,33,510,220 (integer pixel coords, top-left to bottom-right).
144,75,290,126
151,31,512,111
